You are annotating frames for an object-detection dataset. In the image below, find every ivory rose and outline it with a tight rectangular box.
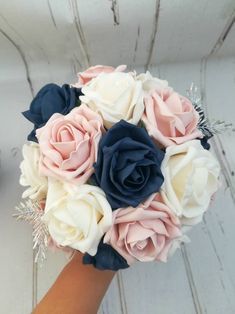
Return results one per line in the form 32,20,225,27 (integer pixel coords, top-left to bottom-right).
80,72,144,129
142,85,202,147
104,193,182,264
160,140,220,225
73,64,127,87
36,104,104,184
20,142,47,201
42,181,112,255
137,71,168,95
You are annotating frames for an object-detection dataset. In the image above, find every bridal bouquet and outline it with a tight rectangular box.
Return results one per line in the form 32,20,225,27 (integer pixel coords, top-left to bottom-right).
15,65,226,270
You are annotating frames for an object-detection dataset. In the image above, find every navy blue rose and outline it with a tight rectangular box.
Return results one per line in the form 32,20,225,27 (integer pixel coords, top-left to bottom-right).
83,241,129,271
93,120,165,209
23,83,83,142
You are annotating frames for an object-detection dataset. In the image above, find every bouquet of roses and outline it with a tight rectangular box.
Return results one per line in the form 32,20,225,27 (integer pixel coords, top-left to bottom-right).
15,65,225,270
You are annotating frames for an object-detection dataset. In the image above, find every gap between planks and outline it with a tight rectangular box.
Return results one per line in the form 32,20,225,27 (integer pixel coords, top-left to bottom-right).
145,0,161,72
69,0,90,68
181,245,204,314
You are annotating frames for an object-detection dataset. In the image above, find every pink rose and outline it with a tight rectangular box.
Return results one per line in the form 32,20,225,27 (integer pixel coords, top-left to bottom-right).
36,104,104,184
104,193,182,264
73,65,127,87
142,88,202,147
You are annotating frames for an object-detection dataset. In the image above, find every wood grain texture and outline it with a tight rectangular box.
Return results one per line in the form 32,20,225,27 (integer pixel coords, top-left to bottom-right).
149,0,235,65
0,1,235,313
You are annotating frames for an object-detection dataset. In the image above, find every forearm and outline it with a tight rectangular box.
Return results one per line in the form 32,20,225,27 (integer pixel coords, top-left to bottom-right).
33,253,115,314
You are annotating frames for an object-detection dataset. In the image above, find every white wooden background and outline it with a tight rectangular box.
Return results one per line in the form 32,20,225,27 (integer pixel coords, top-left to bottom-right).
0,1,235,313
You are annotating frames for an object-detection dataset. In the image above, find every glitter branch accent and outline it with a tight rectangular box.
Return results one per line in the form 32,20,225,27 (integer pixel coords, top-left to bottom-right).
13,200,49,265
187,83,235,138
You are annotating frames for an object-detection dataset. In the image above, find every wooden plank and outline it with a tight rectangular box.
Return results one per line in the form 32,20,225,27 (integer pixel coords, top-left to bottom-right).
181,189,235,313
119,255,197,314
203,57,235,196
0,33,34,311
0,156,33,314
149,0,235,65
73,0,157,68
210,5,235,58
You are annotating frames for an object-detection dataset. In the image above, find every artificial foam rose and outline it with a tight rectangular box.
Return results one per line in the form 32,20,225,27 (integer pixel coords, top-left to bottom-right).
104,193,182,264
23,84,82,142
142,86,202,147
36,104,104,184
42,181,112,255
80,72,144,129
137,71,168,95
93,120,164,209
19,142,48,201
73,65,127,87
160,140,221,225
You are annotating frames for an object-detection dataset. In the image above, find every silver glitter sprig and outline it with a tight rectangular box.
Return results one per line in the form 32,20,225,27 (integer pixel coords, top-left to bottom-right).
13,199,49,265
187,83,235,138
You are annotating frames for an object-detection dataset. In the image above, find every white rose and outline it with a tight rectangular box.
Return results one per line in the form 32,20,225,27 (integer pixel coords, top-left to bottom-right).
137,71,169,95
42,180,112,255
20,142,47,200
160,140,220,225
80,72,144,128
